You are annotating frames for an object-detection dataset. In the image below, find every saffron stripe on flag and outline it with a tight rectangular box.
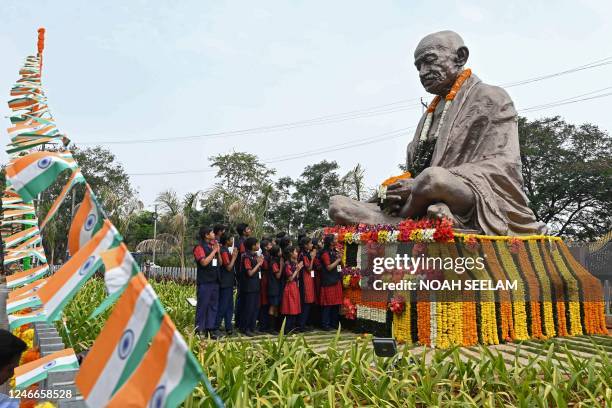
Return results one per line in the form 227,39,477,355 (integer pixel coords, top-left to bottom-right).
3,226,39,247
76,273,165,407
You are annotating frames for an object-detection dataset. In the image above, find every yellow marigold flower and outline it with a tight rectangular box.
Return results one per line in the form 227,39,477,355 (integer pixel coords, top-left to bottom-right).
34,402,57,408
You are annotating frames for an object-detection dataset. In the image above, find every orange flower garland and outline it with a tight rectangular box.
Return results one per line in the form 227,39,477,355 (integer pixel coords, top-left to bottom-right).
481,241,515,341
381,171,412,187
557,242,607,334
516,243,545,339
539,241,568,337
495,241,529,340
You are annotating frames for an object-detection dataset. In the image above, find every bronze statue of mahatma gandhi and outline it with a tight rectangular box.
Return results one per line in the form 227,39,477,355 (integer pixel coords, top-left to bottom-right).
328,30,547,236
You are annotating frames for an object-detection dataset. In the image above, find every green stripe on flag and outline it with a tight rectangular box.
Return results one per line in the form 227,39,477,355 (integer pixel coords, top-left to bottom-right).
166,352,208,408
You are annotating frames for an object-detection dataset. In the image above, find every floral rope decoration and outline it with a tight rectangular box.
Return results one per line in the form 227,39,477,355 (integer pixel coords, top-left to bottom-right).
527,240,556,338
516,241,545,339
550,247,583,336
325,218,454,245
495,241,529,340
557,242,608,334
539,240,569,337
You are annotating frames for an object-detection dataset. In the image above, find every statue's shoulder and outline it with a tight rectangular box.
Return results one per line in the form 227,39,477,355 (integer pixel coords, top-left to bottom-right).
470,79,514,105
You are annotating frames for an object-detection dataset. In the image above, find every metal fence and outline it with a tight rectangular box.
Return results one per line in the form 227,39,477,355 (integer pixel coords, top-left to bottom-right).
145,266,197,282
50,264,197,282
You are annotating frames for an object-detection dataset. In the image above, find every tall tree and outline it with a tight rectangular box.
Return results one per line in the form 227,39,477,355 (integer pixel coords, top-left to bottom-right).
202,152,276,236
266,176,299,234
519,116,611,240
292,160,345,231
341,163,370,201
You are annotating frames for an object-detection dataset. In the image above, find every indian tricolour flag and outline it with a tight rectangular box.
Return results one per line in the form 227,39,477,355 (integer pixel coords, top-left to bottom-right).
106,315,207,408
6,264,49,289
38,219,121,322
90,243,140,318
3,247,47,266
5,151,77,202
6,292,42,314
40,168,85,230
7,136,57,154
8,309,47,331
3,226,40,248
68,185,104,256
8,278,47,301
14,348,79,389
76,273,165,407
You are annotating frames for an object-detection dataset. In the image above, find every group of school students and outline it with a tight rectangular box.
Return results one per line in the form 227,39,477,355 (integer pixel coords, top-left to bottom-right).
193,223,344,338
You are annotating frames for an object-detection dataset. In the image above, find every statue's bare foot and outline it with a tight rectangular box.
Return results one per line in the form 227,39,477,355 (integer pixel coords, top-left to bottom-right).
426,203,457,222
329,195,403,225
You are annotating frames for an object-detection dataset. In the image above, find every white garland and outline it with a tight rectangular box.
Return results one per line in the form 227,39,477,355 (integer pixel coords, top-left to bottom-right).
419,110,434,141
378,184,388,202
430,299,437,348
419,98,452,142
356,305,387,323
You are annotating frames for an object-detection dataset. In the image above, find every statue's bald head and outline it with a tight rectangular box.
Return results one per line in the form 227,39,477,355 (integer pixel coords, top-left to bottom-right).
414,31,470,96
415,30,466,58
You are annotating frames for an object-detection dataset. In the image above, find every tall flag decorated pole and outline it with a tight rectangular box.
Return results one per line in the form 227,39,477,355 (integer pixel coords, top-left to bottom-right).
1,29,224,407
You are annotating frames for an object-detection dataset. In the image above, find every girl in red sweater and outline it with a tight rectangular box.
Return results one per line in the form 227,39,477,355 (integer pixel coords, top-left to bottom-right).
280,245,302,333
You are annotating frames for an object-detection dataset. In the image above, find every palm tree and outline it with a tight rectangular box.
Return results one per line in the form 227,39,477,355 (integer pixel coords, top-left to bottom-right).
341,163,368,201
152,189,201,279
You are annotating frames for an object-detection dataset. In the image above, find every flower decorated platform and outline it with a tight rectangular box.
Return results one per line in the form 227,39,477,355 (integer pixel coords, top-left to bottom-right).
325,219,608,348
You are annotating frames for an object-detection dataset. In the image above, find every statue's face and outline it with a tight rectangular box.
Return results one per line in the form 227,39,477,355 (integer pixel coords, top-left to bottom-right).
414,45,462,96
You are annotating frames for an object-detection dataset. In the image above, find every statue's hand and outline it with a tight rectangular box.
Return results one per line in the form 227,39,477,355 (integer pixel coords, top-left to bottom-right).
380,179,414,215
386,179,414,199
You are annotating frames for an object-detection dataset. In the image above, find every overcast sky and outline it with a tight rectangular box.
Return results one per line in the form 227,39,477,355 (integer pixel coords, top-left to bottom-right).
2,0,611,207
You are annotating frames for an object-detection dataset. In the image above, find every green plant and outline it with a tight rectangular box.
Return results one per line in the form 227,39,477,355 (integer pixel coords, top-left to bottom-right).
58,279,612,407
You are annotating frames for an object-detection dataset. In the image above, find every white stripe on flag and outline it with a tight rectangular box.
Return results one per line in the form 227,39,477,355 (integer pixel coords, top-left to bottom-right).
106,252,138,295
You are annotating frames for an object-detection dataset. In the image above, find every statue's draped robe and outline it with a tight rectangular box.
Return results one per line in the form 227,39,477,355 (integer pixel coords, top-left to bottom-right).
407,74,547,236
